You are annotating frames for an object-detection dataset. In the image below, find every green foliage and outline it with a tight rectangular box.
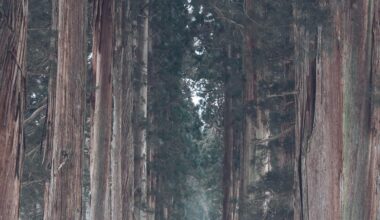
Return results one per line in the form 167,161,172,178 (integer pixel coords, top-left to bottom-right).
148,0,206,218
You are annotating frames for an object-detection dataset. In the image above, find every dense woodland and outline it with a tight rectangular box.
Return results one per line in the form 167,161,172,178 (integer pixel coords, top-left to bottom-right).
0,0,379,219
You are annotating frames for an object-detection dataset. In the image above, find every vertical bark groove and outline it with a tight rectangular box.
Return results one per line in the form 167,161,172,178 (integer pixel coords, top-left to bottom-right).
294,1,379,219
44,0,86,219
0,0,27,219
90,0,114,219
111,0,135,218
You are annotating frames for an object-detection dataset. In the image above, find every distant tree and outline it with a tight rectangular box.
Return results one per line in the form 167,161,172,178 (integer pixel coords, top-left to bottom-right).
134,0,149,219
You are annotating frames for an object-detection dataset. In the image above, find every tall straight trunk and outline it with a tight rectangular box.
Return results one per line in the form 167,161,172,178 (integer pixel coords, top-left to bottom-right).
146,29,156,220
223,86,234,220
0,0,27,219
240,1,272,218
135,0,150,220
369,3,380,219
233,102,243,220
146,145,156,220
43,0,86,219
42,0,58,217
111,0,135,219
42,0,58,170
294,1,379,219
223,44,235,220
90,0,114,219
134,0,149,219
239,1,256,218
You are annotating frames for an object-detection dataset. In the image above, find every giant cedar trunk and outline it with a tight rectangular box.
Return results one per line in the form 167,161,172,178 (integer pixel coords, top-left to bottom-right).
134,0,149,219
0,0,27,219
43,0,86,219
111,0,135,219
294,1,380,219
90,0,114,219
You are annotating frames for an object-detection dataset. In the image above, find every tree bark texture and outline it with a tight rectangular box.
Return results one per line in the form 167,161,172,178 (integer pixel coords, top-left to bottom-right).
240,1,258,218
42,0,58,217
44,0,86,219
0,0,27,219
111,0,135,219
223,44,240,220
223,84,234,220
90,0,114,219
294,1,380,219
134,1,149,219
42,0,58,170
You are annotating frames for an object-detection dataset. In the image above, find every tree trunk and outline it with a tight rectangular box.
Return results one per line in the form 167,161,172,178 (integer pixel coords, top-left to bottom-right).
147,27,156,220
90,0,114,219
42,0,58,170
239,1,257,218
223,44,237,220
134,1,149,219
369,2,380,218
0,0,27,219
42,0,58,217
43,0,86,219
223,83,234,220
111,0,135,219
294,1,380,219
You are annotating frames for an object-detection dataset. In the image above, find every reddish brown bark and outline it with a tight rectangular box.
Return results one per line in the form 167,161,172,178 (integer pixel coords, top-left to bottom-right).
111,0,135,218
90,0,114,219
294,1,379,219
0,0,27,219
43,0,86,219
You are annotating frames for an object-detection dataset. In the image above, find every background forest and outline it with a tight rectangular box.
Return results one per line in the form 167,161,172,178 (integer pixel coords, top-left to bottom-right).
0,0,379,220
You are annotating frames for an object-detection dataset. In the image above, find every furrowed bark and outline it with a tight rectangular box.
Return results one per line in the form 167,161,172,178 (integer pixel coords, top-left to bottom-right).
0,0,27,219
223,43,239,220
111,0,135,219
90,0,114,219
43,0,86,218
42,0,58,217
239,1,257,218
368,2,380,218
294,1,379,219
223,76,234,220
42,0,58,170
